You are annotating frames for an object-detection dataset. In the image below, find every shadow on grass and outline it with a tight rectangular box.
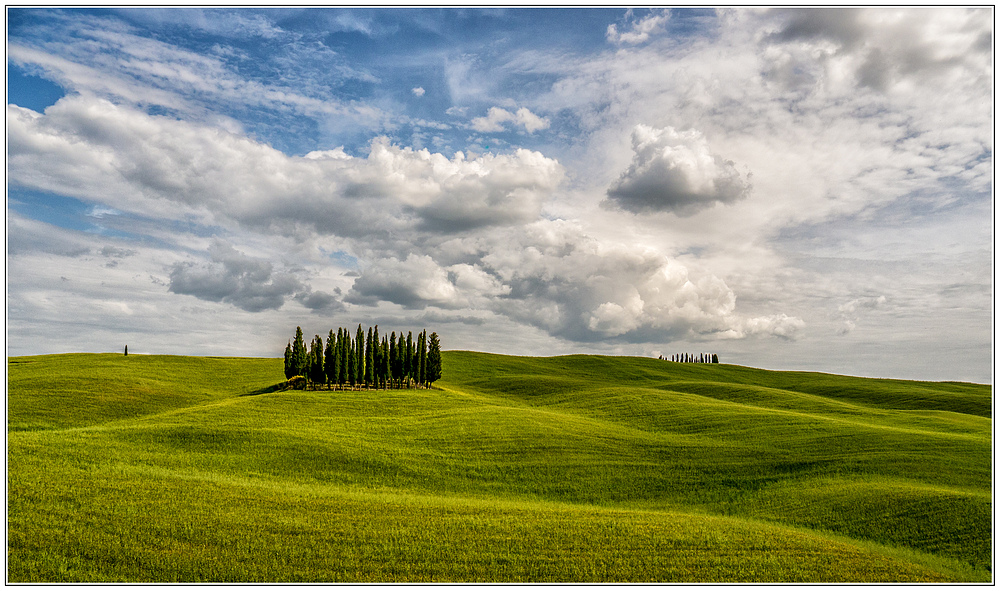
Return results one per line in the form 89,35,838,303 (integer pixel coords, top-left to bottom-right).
241,382,291,397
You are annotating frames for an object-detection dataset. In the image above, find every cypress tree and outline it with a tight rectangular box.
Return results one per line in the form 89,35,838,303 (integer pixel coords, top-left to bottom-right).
418,330,427,386
389,332,398,388
712,353,719,364
426,332,442,386
338,328,348,388
325,330,337,388
284,342,293,379
380,336,389,389
373,325,380,384
405,331,414,387
292,326,308,378
365,327,374,387
309,335,324,386
347,333,356,387
355,325,364,388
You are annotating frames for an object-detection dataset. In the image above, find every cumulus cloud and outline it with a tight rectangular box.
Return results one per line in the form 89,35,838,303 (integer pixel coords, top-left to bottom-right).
762,8,992,94
294,289,345,313
733,314,805,340
377,219,802,343
412,86,425,97
351,138,564,231
345,254,509,310
470,106,551,133
168,241,305,312
7,97,565,236
605,125,752,216
606,9,670,45
345,254,458,309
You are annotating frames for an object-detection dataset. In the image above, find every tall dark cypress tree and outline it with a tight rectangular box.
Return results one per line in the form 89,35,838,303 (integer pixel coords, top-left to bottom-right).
373,326,380,385
389,332,398,389
364,327,373,387
426,331,442,386
347,333,356,387
380,336,389,389
284,342,293,379
418,330,427,386
339,328,349,388
325,330,337,388
292,326,308,378
355,325,364,388
405,331,414,387
309,335,324,386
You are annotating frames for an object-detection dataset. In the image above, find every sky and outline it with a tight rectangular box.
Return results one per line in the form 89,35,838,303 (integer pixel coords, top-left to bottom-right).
6,7,994,383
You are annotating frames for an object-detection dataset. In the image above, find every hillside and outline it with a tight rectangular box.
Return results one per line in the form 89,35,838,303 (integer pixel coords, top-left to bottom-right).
7,351,992,582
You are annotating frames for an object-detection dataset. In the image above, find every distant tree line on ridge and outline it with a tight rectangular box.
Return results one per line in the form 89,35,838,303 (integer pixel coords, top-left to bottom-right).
659,353,719,364
284,325,441,390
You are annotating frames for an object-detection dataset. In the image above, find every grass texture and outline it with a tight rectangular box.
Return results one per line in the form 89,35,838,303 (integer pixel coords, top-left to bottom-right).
7,351,992,582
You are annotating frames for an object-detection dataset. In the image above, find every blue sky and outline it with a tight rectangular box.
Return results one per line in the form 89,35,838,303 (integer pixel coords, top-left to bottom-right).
6,7,994,382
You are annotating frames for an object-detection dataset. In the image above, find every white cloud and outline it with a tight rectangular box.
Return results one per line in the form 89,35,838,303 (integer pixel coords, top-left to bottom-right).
606,9,671,46
836,295,887,335
8,96,565,236
605,125,751,215
763,8,992,95
412,86,426,97
468,220,802,343
346,254,459,309
470,106,550,134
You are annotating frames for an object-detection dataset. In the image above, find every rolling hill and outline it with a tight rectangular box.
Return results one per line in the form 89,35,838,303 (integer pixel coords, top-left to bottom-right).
7,351,992,582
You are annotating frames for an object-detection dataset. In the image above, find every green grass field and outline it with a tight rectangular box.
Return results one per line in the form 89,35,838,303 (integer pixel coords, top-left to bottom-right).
7,351,992,582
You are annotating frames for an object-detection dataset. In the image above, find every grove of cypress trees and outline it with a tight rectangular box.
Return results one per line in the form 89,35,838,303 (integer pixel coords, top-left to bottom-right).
426,332,442,386
282,324,443,391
